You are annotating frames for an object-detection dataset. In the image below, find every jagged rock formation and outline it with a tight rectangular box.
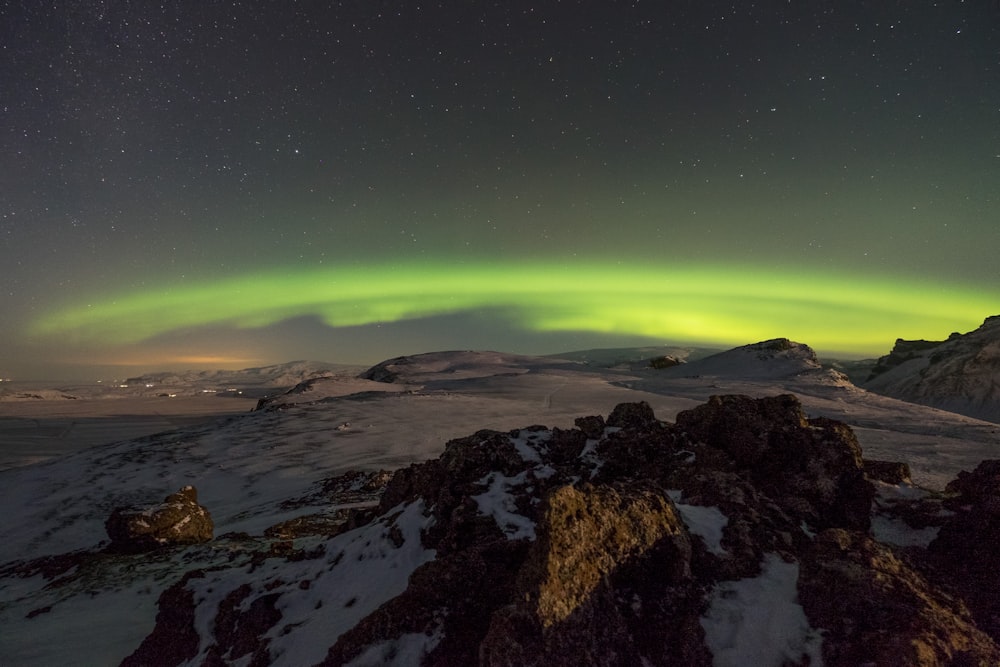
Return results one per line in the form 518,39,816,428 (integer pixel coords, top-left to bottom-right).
105,485,213,553
864,315,1000,423
125,397,1000,666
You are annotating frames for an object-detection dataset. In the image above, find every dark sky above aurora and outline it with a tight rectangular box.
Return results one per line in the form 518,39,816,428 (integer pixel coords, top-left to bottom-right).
2,2,999,379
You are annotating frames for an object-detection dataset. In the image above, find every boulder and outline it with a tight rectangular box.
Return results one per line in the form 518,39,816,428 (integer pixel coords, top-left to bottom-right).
105,485,213,553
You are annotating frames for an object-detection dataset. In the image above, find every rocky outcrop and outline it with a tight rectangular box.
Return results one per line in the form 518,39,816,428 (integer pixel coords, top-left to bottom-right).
674,394,873,532
105,485,213,553
478,482,706,666
121,570,204,666
129,397,1000,665
864,315,1000,423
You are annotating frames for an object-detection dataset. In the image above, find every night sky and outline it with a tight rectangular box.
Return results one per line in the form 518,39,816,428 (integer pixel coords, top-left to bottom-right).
3,1,999,379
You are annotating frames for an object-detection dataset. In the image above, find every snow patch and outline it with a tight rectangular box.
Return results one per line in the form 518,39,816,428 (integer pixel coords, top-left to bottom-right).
187,501,436,667
871,481,943,547
472,471,536,540
533,464,557,479
676,449,696,463
510,429,550,462
578,438,600,459
874,480,930,502
871,515,940,548
345,628,443,666
701,553,824,667
667,489,729,556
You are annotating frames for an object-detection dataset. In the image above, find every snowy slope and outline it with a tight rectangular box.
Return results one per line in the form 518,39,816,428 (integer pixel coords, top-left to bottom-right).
653,338,829,380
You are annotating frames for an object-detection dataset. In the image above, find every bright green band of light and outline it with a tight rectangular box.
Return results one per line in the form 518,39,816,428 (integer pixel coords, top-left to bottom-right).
28,261,999,355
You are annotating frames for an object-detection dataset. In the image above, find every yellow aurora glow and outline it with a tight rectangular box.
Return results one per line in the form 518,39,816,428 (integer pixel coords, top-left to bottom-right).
28,261,999,356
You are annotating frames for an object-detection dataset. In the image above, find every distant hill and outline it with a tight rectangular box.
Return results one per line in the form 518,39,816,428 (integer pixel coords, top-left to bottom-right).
863,316,1000,423
124,360,353,388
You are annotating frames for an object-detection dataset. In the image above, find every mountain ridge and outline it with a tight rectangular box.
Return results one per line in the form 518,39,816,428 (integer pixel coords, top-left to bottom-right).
864,315,1000,423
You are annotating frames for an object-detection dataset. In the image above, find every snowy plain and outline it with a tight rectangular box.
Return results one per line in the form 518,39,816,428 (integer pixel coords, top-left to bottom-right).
0,348,998,665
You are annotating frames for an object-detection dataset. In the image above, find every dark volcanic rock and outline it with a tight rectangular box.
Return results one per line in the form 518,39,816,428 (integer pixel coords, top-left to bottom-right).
606,399,658,429
479,482,707,667
121,570,204,666
928,460,1000,638
675,394,873,531
799,529,1000,666
105,485,213,553
573,414,605,439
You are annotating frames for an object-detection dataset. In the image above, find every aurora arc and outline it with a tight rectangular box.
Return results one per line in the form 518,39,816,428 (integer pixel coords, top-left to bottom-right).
28,262,999,356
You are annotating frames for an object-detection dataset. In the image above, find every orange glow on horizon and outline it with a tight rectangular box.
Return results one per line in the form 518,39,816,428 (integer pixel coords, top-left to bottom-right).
58,351,266,371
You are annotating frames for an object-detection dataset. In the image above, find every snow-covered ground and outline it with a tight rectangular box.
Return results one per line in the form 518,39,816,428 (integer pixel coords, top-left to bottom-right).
1,348,998,665
0,361,360,471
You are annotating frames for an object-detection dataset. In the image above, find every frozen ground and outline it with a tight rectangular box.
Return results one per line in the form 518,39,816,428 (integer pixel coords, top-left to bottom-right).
0,393,257,471
0,349,998,665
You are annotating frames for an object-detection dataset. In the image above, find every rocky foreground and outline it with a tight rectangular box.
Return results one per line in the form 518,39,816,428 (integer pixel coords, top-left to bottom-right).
9,393,1000,666
119,394,1000,665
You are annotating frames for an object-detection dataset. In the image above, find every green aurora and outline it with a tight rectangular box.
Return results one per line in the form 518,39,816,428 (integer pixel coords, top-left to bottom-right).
28,261,999,357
